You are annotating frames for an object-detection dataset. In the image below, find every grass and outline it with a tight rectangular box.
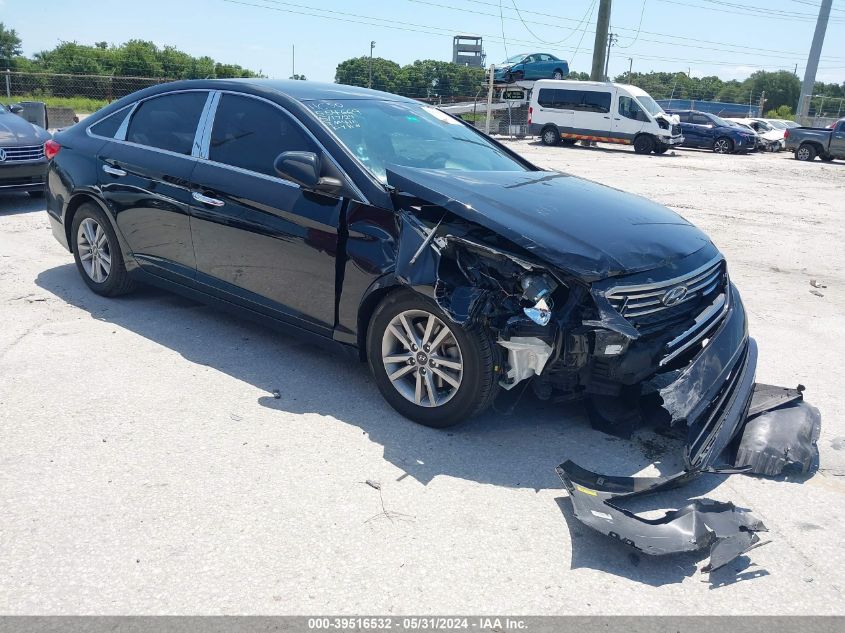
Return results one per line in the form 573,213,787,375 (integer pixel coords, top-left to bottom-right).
8,94,108,114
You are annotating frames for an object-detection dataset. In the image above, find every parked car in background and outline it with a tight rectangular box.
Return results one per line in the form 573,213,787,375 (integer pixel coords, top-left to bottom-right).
768,119,799,129
493,53,569,83
784,118,845,161
726,118,784,151
529,80,683,154
667,109,757,154
0,102,52,196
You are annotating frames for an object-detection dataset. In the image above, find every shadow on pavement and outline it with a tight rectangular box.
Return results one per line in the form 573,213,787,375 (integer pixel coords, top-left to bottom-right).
36,262,734,585
0,192,45,215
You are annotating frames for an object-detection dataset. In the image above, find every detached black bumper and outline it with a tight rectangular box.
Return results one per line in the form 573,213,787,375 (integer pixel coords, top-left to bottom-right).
0,161,47,192
557,284,821,572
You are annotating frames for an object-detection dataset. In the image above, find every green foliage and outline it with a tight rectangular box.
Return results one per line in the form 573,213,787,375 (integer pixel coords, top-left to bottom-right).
3,31,261,79
568,71,591,81
0,23,22,65
764,105,795,120
11,93,108,113
289,74,307,81
335,57,485,99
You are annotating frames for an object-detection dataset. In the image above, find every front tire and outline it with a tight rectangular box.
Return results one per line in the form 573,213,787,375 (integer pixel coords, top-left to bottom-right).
71,203,135,297
367,290,497,428
552,69,565,80
795,143,816,161
633,135,655,154
713,137,734,154
654,145,669,155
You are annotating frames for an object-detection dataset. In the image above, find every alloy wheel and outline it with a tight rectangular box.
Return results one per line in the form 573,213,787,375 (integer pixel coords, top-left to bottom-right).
796,146,811,161
381,309,464,408
543,129,558,145
77,218,112,283
714,139,731,154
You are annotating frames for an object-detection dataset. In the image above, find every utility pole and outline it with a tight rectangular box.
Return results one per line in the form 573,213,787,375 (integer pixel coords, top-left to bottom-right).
291,44,295,79
484,64,495,135
798,0,832,122
603,33,618,81
627,57,633,79
758,91,767,117
368,41,376,88
590,0,612,81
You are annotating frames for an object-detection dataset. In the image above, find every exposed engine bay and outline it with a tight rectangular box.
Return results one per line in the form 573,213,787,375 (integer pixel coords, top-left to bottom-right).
387,166,822,573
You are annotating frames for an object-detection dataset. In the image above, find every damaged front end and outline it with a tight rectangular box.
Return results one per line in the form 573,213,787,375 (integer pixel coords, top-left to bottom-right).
384,166,821,573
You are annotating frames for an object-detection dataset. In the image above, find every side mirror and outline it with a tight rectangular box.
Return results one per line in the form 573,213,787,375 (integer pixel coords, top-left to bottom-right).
9,104,23,114
274,151,344,196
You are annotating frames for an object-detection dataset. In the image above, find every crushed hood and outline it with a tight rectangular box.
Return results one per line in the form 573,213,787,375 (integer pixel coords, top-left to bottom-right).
386,167,711,281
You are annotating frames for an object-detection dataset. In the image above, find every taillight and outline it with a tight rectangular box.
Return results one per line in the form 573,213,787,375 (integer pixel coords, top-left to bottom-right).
528,106,533,125
44,139,61,160
783,129,789,139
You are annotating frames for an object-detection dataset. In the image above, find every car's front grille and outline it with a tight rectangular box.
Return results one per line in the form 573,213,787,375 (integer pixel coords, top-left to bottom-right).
0,145,46,162
607,258,725,325
672,124,681,135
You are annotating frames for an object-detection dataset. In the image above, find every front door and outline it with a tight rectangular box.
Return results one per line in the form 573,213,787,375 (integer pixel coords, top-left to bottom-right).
612,92,647,142
98,90,209,281
188,92,344,334
830,120,845,157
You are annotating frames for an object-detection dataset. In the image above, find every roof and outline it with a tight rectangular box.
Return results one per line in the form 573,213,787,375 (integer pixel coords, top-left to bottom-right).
140,78,417,103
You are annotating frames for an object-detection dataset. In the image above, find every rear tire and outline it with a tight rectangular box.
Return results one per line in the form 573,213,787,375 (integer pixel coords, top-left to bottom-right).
552,69,565,80
633,135,655,154
367,290,497,428
71,203,136,297
541,126,560,146
795,143,816,161
713,137,734,154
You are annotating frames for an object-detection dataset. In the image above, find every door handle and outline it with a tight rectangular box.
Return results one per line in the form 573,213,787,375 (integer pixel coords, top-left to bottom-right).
102,164,127,177
192,191,225,207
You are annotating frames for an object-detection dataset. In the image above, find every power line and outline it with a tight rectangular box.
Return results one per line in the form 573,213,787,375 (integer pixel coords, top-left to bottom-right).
507,0,597,45
656,0,845,23
421,0,845,61
616,0,648,49
570,0,599,65
223,0,844,73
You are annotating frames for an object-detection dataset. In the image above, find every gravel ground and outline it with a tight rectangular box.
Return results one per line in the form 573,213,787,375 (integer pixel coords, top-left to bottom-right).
1,144,844,615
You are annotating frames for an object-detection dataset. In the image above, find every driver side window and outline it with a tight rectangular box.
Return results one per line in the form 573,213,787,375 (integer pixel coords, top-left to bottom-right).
618,96,648,122
208,94,316,177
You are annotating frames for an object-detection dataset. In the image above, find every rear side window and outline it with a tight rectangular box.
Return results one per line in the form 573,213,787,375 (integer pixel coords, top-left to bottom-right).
126,92,208,155
583,91,611,113
675,112,690,123
208,94,315,177
537,88,609,112
89,107,129,138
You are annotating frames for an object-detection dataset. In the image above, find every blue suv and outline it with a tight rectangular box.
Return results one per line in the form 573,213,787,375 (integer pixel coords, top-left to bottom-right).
667,109,756,154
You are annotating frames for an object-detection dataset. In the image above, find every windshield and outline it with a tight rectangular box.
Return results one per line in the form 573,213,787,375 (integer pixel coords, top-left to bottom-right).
767,120,786,129
635,95,664,116
505,54,528,63
710,114,731,127
306,99,529,183
782,120,799,128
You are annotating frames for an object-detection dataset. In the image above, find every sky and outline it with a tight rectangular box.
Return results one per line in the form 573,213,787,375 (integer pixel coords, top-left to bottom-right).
3,0,845,84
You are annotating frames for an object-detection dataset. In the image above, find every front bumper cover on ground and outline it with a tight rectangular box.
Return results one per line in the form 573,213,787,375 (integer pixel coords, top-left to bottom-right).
556,296,821,572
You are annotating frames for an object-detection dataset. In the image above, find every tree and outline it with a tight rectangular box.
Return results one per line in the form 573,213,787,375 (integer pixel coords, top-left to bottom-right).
289,74,307,80
569,71,590,81
745,70,800,112
335,56,401,92
765,104,794,120
0,23,22,66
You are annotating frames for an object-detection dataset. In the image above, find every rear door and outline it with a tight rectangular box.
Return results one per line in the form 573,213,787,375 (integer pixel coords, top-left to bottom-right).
187,92,344,334
98,90,210,281
578,89,613,136
535,87,574,132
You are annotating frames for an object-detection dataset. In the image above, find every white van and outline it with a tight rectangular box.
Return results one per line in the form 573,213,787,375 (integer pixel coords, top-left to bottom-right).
528,80,683,154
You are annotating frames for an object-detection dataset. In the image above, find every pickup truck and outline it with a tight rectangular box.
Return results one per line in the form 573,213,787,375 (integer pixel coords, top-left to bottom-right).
784,117,845,161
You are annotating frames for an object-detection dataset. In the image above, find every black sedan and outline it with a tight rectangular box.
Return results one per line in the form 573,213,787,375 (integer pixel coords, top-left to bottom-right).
45,79,754,430
0,102,52,196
